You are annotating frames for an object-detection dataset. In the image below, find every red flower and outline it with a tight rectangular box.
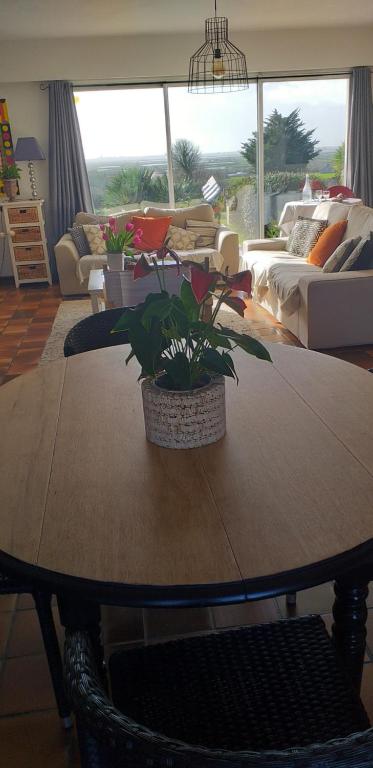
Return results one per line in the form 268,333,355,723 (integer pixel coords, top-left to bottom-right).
190,267,216,304
134,254,152,280
226,270,252,295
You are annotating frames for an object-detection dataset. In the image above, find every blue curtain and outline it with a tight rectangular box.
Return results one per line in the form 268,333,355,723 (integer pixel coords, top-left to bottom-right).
346,67,373,207
49,81,93,278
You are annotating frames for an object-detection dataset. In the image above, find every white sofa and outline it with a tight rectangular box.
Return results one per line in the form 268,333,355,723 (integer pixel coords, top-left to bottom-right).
242,201,373,350
55,203,239,296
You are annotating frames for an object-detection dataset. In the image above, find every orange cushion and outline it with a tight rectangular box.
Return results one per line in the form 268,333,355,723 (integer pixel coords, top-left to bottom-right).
307,220,347,267
132,216,172,252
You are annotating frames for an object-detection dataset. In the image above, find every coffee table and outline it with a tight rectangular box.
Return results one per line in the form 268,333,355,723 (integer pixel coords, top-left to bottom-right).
88,268,106,313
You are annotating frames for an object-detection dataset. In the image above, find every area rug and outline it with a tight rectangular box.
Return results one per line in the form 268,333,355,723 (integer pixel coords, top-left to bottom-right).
38,299,263,366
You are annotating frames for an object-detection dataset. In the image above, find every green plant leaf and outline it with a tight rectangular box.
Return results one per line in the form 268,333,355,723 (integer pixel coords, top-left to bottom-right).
218,326,272,362
163,352,192,390
141,297,173,330
200,348,235,379
180,278,200,322
221,351,238,383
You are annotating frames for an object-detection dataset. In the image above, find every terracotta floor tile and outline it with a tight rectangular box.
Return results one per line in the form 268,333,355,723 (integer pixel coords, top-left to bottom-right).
213,598,280,628
102,606,144,645
144,607,213,641
7,609,44,657
0,710,79,768
0,612,12,657
361,664,373,723
0,654,56,715
0,594,17,612
277,582,334,618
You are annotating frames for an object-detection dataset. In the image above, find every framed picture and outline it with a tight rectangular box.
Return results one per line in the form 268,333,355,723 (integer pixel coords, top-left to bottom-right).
0,99,18,196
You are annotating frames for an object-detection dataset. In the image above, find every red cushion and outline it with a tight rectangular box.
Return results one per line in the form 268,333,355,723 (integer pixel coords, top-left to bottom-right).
132,216,172,252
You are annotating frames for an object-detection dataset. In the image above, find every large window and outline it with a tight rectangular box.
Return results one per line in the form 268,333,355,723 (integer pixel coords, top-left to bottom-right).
262,78,348,235
75,88,168,213
167,85,258,240
75,76,348,241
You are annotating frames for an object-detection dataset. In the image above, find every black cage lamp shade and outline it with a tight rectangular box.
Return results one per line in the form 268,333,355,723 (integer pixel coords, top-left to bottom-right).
188,4,249,94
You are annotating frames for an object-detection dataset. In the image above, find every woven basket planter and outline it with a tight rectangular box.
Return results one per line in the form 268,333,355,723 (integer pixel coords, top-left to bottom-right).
141,375,226,449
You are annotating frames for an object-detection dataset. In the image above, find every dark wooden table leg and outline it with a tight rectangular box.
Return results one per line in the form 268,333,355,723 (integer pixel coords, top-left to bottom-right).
332,571,369,692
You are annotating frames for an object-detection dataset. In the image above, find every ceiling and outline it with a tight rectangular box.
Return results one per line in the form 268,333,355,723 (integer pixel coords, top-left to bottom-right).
0,0,372,40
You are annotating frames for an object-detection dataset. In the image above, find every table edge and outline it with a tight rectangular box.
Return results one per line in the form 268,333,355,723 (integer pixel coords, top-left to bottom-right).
1,538,373,608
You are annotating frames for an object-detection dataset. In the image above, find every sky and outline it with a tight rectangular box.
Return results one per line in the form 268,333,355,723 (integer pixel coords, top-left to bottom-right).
75,78,348,159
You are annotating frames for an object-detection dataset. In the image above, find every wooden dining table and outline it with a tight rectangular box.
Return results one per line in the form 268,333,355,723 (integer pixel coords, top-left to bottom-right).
1,342,373,689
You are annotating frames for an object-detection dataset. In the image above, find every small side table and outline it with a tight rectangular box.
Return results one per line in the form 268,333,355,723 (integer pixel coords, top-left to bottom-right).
1,199,52,287
88,268,106,313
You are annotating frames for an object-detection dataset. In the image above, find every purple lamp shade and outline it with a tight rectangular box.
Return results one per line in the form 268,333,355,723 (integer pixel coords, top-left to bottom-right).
14,137,46,161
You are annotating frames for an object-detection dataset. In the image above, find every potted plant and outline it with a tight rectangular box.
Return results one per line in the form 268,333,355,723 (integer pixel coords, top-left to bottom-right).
100,218,143,271
0,163,21,201
113,255,271,449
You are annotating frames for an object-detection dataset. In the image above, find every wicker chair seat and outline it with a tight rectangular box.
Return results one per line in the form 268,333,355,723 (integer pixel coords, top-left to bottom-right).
65,615,373,768
63,307,129,357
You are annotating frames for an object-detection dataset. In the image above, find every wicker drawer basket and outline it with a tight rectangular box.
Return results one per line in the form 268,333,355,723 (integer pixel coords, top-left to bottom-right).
17,263,48,281
8,206,39,224
11,227,42,243
14,245,44,262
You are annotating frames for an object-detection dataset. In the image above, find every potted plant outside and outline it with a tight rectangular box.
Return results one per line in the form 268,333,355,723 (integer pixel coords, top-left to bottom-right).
100,218,143,271
0,163,21,201
113,255,272,449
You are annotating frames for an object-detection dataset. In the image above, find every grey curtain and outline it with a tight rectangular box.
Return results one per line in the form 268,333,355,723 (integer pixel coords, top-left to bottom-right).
346,67,373,207
49,80,93,276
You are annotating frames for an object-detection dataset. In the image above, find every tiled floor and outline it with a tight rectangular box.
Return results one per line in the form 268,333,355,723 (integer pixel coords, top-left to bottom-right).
1,278,373,766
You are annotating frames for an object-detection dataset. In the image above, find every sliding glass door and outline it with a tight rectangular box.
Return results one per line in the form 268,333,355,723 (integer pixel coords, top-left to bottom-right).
167,85,258,240
75,76,348,241
262,78,348,235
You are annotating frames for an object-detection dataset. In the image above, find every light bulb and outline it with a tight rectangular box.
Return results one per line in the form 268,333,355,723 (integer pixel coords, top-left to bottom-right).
212,51,225,80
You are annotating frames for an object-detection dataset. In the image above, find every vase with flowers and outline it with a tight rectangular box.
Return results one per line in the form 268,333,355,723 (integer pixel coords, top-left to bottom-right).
112,254,271,449
100,217,143,271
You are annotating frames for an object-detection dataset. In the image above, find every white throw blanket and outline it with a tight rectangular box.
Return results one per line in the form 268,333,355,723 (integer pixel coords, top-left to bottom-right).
248,252,321,314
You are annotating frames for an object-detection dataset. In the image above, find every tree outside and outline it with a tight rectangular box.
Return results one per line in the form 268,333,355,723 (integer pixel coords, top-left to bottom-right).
172,139,201,180
332,142,345,183
241,108,320,172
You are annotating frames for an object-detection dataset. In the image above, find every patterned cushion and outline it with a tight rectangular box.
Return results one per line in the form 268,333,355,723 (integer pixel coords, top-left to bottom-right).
286,217,327,258
166,225,197,251
82,224,107,255
68,225,90,257
322,237,361,273
186,219,219,248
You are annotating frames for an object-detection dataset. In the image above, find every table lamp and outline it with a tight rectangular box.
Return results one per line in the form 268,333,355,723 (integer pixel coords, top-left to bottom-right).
14,137,46,199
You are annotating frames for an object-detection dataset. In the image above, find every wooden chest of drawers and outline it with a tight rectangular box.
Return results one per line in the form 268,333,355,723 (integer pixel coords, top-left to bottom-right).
2,200,52,287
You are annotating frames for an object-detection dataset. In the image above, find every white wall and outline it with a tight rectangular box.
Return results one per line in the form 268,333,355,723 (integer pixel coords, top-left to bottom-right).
0,27,372,83
0,83,49,276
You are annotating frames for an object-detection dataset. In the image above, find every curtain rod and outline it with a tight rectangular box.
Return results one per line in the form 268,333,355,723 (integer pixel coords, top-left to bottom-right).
70,67,366,90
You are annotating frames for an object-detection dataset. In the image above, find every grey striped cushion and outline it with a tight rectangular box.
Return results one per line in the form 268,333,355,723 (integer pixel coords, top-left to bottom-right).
186,219,219,248
286,217,327,258
68,225,90,257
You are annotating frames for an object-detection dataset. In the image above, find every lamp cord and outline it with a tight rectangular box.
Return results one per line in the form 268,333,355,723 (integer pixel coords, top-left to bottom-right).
214,0,217,16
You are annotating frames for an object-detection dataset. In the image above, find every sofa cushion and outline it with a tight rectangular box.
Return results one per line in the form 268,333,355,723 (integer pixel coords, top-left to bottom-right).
82,224,107,255
307,220,347,267
340,236,373,272
186,219,219,248
132,215,173,251
144,204,214,229
312,201,351,224
287,217,327,257
167,225,197,250
75,209,143,228
322,236,361,273
68,225,90,257
344,205,373,241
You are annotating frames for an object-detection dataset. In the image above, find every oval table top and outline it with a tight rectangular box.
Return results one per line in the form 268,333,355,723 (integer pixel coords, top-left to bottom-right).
1,342,373,606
